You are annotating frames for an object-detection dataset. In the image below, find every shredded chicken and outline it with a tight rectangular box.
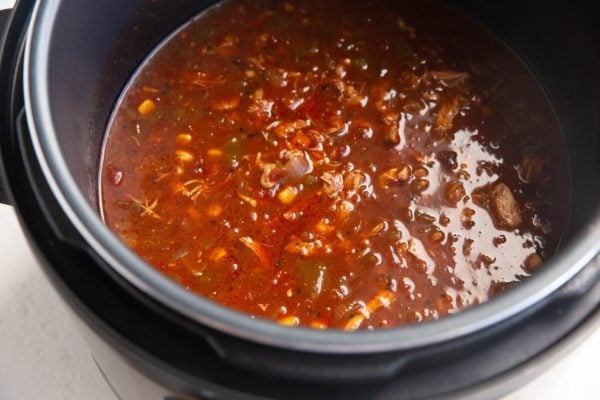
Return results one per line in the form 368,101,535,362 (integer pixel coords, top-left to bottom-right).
127,195,160,220
344,170,373,199
239,237,271,267
429,70,469,87
344,290,395,330
378,165,411,188
321,172,344,198
191,73,226,87
284,236,323,256
212,96,240,111
365,221,388,237
435,97,462,134
238,192,258,207
249,88,274,121
259,163,287,189
517,154,545,183
178,179,209,202
445,181,466,205
273,119,310,138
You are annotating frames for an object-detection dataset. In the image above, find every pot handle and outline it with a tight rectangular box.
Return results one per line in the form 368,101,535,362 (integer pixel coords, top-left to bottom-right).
0,4,19,206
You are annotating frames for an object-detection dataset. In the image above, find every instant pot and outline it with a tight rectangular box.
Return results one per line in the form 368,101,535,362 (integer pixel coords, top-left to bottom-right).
0,0,598,399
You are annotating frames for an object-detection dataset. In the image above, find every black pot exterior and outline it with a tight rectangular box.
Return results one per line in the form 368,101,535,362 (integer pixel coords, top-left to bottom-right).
0,0,598,399
0,9,10,205
0,0,31,205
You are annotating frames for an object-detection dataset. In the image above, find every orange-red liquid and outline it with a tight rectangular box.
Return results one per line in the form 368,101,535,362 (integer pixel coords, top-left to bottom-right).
101,0,570,330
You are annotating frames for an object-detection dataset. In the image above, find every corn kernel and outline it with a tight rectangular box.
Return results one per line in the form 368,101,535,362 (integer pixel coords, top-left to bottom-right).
314,219,334,234
209,247,227,262
206,203,224,218
207,148,223,158
176,133,193,145
293,131,312,149
245,70,256,78
137,99,156,116
277,186,298,205
337,200,355,221
277,316,299,326
175,150,194,163
310,321,328,330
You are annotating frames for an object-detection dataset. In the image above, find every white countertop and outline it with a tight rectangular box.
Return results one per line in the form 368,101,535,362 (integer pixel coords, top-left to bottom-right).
0,1,597,398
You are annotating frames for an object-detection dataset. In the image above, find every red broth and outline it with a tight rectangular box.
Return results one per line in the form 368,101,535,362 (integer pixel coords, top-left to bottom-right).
100,0,570,330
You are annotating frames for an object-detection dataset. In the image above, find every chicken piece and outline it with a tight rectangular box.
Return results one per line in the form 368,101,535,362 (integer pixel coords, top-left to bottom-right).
335,80,368,107
344,290,395,330
372,83,397,113
435,97,461,134
429,70,469,88
321,172,344,198
445,181,466,205
336,200,355,221
384,123,401,146
283,150,312,179
517,153,545,183
284,236,323,256
524,253,543,272
273,119,310,138
344,170,371,193
259,163,288,189
490,183,522,229
212,96,240,111
214,34,239,55
191,73,226,87
378,165,411,188
248,88,274,126
239,237,271,267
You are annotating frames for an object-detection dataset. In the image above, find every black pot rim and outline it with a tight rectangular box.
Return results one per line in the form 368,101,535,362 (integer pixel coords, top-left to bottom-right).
22,0,600,354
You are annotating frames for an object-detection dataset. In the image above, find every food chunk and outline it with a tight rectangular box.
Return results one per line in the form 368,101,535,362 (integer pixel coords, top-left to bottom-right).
524,253,543,271
278,185,299,204
137,99,156,116
490,183,522,229
435,97,461,134
517,154,545,183
445,181,466,205
212,96,241,111
344,290,395,331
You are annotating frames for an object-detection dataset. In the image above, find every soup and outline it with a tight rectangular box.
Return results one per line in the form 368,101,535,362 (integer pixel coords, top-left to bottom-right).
100,0,570,330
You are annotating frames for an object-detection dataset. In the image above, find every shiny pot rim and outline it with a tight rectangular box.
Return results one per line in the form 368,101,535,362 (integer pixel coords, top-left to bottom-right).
23,0,600,354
